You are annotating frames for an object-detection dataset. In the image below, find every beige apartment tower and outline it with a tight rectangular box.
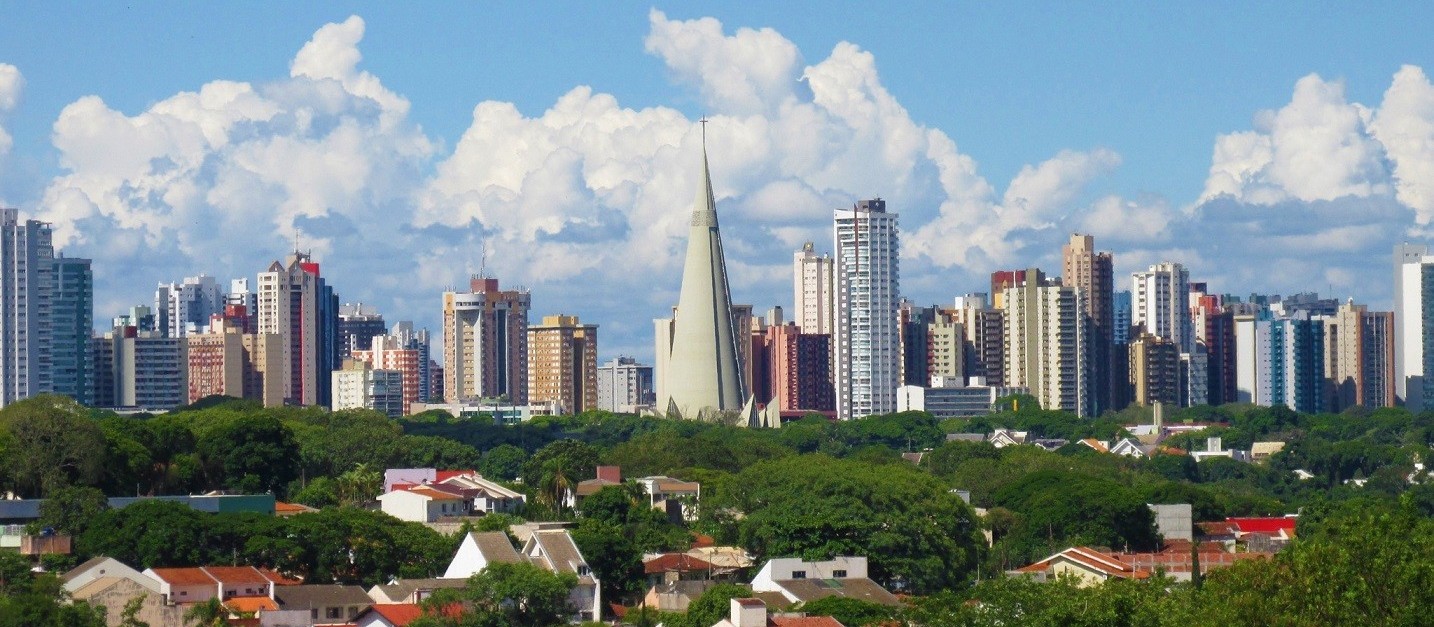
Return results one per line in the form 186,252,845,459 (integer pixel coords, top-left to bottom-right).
443,277,530,403
528,315,598,415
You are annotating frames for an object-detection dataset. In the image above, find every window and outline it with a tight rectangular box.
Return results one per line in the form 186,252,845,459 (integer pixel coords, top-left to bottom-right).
791,571,806,579
326,607,342,619
833,569,847,578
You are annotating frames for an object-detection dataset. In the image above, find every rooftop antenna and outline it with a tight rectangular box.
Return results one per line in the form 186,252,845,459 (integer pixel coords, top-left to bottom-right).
478,239,489,279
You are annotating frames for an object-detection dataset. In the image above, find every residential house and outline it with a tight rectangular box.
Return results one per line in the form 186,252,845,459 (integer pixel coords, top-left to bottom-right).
570,465,624,510
440,528,602,622
713,597,845,627
987,429,1028,448
644,553,716,587
438,472,526,514
1227,516,1298,551
1078,438,1109,453
945,433,986,443
366,578,467,604
62,556,159,596
382,468,477,493
1250,441,1286,464
69,576,184,627
1189,437,1251,463
1011,547,1151,586
377,484,471,523
355,603,456,627
644,579,720,613
275,501,319,517
634,475,701,522
275,584,374,625
1030,438,1069,451
749,557,900,607
1112,542,1273,583
1108,437,1153,459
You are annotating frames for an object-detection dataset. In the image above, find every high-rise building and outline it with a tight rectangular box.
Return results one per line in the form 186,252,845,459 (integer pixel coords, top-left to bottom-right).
1129,333,1180,407
1323,301,1396,410
338,303,387,360
527,315,598,415
764,323,835,412
793,242,835,335
1001,269,1090,416
156,275,224,337
1234,312,1325,413
1133,262,1194,352
0,209,54,407
51,255,93,405
950,294,1003,385
391,321,432,401
331,358,405,417
1395,244,1432,409
1063,234,1115,415
834,199,900,421
899,304,963,388
257,252,339,406
353,334,421,415
186,322,244,403
597,356,654,413
657,144,746,420
97,326,187,409
443,277,530,403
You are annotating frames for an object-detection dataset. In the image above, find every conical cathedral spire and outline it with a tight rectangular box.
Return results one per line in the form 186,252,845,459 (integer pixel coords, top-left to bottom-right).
663,132,746,419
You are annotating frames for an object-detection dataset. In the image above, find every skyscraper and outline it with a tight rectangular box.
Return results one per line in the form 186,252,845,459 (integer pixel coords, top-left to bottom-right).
1063,234,1114,415
1002,269,1090,417
597,356,654,413
353,334,421,415
0,209,54,407
256,252,338,406
1395,243,1430,409
1132,262,1194,352
833,199,900,421
793,242,835,335
1235,312,1325,413
1324,300,1395,410
52,255,93,405
390,321,432,401
527,315,598,415
443,277,530,403
658,142,746,420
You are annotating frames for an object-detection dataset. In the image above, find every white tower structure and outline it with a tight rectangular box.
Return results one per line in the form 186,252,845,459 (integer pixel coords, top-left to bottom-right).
833,199,900,421
1132,262,1193,352
659,134,746,420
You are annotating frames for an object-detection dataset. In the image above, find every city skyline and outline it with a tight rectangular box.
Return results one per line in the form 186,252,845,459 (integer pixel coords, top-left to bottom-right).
1,7,1433,363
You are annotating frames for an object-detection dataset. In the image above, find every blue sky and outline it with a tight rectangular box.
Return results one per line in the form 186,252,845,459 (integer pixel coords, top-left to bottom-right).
1,4,1431,360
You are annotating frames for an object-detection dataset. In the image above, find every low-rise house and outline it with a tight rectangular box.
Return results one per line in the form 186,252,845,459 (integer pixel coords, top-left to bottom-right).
1011,547,1151,586
377,484,471,523
945,433,986,443
1112,542,1273,582
635,475,702,521
1079,438,1110,453
438,473,526,514
275,501,319,517
1228,516,1298,550
441,529,602,622
62,556,159,596
644,579,720,613
1109,437,1154,459
355,603,435,627
1250,441,1285,463
987,429,1028,448
1030,438,1069,451
570,465,624,510
367,578,467,604
645,552,716,586
275,584,374,625
70,576,183,627
383,468,476,493
713,597,845,627
750,557,899,607
1189,437,1251,463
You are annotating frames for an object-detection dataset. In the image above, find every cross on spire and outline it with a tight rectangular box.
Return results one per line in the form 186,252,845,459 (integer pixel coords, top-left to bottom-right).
699,116,708,147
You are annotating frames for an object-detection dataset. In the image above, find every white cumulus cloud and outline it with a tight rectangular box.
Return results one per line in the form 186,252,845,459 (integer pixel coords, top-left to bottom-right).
0,63,22,158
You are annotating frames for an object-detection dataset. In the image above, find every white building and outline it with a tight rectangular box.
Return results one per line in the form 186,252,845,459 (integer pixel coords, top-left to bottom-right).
1396,244,1432,410
156,274,224,337
376,485,471,523
793,242,835,335
896,377,1028,418
1002,272,1090,417
833,199,900,421
331,359,405,417
0,208,54,407
596,356,653,413
1132,262,1193,352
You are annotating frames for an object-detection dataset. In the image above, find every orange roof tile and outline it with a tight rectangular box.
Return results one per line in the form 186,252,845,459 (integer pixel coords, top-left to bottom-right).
644,553,714,575
258,568,303,586
149,567,217,586
772,617,845,627
275,501,317,514
225,596,278,613
405,486,465,501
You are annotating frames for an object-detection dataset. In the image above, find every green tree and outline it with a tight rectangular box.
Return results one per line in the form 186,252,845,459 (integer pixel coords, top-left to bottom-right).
183,598,225,626
726,454,981,593
798,597,898,626
480,444,528,480
335,463,382,507
523,440,600,509
663,583,749,627
195,414,300,494
77,500,214,567
991,469,1160,562
0,394,108,496
33,485,109,537
417,561,580,627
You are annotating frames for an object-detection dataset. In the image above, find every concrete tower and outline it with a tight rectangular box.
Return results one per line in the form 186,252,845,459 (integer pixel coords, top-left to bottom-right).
662,139,746,419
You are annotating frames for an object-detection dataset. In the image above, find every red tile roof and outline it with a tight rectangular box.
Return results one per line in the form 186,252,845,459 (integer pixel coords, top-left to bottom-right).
275,501,317,515
258,568,303,586
1228,517,1298,534
643,553,715,575
1017,547,1151,580
405,485,465,501
435,470,477,482
149,567,217,586
367,604,424,626
224,596,278,613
